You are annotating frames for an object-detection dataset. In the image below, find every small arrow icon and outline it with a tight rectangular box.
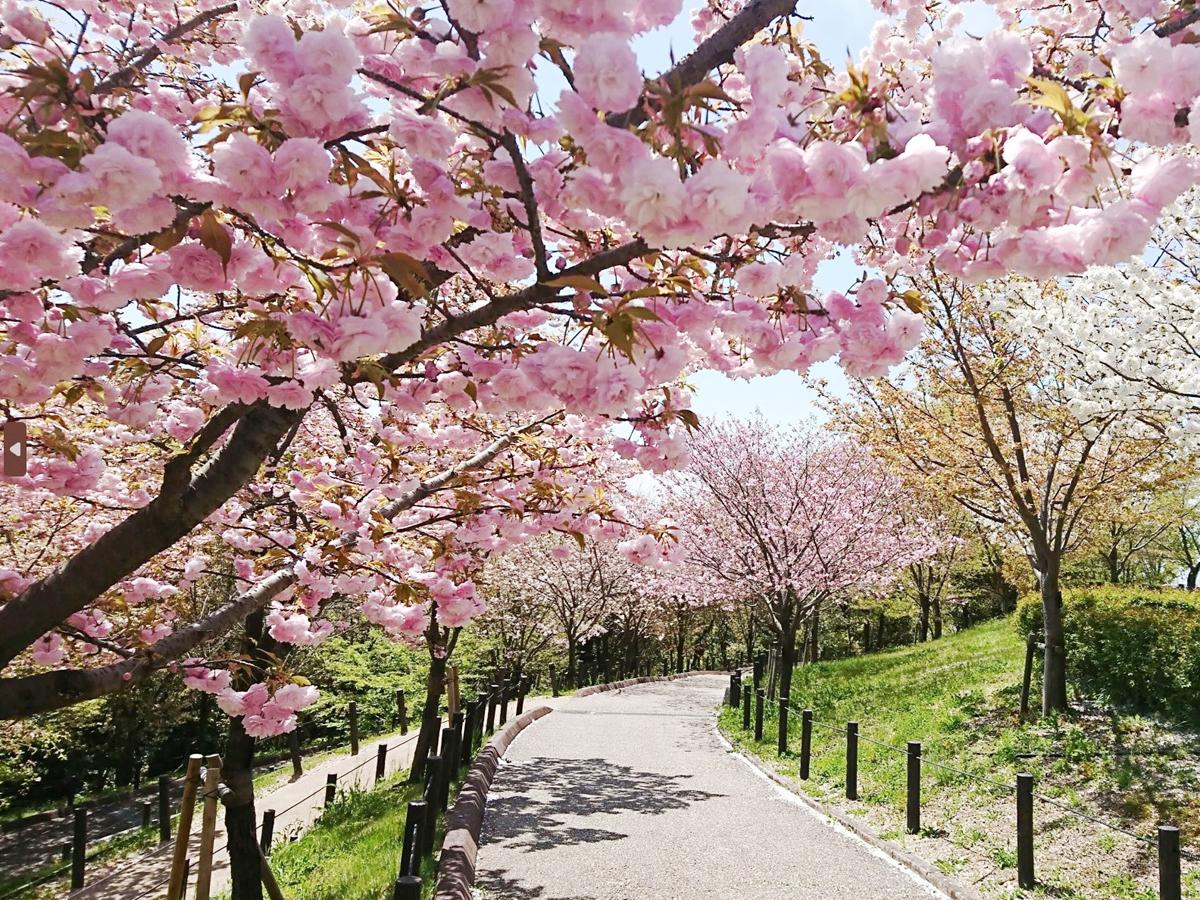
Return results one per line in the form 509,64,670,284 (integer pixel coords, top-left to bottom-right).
3,422,27,477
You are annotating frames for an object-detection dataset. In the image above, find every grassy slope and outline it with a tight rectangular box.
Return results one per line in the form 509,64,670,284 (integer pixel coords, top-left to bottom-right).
720,617,1200,899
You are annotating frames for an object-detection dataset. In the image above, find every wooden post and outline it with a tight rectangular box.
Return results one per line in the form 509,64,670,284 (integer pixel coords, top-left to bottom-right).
141,799,152,829
324,772,338,806
349,701,360,755
400,800,426,876
846,722,859,801
438,726,455,808
452,711,466,774
754,689,764,742
906,741,921,834
753,653,765,691
486,685,498,732
515,678,527,716
194,753,222,900
800,710,813,780
463,701,479,763
158,774,171,844
260,808,276,854
742,684,751,729
376,743,389,783
447,666,461,715
498,681,509,727
70,807,86,890
777,694,789,755
550,664,559,697
396,689,408,735
728,672,739,707
1159,825,1181,900
1019,634,1037,719
182,858,191,897
166,753,203,900
1017,772,1035,888
393,875,422,899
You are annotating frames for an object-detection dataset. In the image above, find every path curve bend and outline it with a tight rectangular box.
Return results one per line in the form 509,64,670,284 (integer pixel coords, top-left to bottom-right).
474,673,946,900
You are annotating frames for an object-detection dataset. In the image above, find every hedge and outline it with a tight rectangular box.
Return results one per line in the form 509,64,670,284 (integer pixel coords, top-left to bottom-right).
1017,586,1200,724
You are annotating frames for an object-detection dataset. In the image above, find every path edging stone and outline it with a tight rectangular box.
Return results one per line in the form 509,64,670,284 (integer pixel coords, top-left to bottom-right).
574,669,730,697
730,743,985,900
434,705,553,900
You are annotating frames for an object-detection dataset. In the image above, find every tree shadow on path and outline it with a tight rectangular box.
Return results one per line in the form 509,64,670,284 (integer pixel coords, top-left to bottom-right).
480,756,724,854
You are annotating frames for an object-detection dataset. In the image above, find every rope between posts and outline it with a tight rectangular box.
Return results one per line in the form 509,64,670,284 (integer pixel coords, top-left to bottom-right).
741,682,1200,865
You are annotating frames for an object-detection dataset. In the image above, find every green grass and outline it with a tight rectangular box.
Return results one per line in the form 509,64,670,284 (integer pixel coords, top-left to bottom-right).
268,775,435,900
720,617,1200,898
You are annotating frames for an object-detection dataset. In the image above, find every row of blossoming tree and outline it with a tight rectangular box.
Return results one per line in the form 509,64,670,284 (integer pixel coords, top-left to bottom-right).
3,0,1200,893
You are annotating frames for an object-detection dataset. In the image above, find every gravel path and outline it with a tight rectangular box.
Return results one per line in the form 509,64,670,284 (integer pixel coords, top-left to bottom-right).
475,675,946,900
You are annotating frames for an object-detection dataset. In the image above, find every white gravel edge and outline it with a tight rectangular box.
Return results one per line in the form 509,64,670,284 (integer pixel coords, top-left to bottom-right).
714,725,957,900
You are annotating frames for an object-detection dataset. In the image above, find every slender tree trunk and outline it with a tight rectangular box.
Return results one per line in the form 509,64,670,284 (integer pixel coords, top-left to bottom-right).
1039,557,1069,714
1106,548,1120,584
1187,564,1199,591
876,612,885,650
288,730,303,781
224,610,273,900
674,628,685,674
408,652,446,784
932,597,943,640
917,593,930,642
566,637,578,687
778,619,799,700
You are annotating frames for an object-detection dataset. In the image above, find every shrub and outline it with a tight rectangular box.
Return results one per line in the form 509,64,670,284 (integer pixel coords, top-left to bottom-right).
1016,586,1200,724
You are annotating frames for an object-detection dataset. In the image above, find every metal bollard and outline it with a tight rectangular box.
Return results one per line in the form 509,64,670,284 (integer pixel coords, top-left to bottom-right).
1159,825,1181,900
800,710,813,780
71,807,86,889
392,874,422,900
777,694,789,755
742,684,751,730
1017,772,1034,888
754,689,764,742
906,741,921,834
376,743,389,783
846,722,859,800
158,774,171,844
324,772,338,807
260,809,276,854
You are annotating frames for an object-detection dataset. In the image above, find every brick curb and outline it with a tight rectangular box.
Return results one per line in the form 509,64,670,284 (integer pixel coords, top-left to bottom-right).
574,669,730,697
728,740,985,900
433,705,553,900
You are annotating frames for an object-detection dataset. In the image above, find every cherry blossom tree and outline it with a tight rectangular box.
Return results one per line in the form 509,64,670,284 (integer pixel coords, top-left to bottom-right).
3,0,1200,892
661,418,935,699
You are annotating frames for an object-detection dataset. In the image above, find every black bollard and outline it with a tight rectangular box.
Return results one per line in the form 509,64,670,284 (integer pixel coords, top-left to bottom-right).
422,756,442,856
754,689,764,742
158,774,171,844
486,685,498,732
141,799,152,829
777,694,790,755
396,689,408,734
1159,825,1181,900
260,808,276,854
324,772,338,807
1017,772,1034,888
452,711,466,774
376,743,389,782
906,741,922,834
400,800,426,876
498,681,509,727
349,700,360,755
846,722,859,800
71,806,86,889
392,875,422,900
800,709,813,780
742,684,751,730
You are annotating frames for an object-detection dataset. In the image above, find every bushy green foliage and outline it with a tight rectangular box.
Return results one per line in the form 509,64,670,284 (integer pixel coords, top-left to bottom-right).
1017,586,1200,724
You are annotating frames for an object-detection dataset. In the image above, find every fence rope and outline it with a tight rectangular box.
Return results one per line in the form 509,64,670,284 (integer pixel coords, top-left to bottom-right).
741,690,1200,864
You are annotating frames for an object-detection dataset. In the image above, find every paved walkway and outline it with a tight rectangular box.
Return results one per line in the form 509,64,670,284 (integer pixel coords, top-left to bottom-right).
71,729,421,899
475,675,945,900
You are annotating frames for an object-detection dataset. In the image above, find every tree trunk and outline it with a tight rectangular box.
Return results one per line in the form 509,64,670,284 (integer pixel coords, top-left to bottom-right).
917,593,930,642
674,629,685,674
807,605,819,664
287,730,303,781
566,638,578,687
1106,547,1120,584
1187,564,1199,591
778,620,799,700
932,596,943,640
223,610,273,900
224,717,262,900
876,612,885,650
408,651,446,784
1039,558,1069,714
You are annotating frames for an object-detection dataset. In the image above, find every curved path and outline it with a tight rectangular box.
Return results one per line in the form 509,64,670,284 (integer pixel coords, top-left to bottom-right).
475,674,945,900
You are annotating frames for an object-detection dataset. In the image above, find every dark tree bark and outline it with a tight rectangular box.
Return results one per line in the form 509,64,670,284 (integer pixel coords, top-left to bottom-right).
917,592,931,642
1038,557,1069,715
932,597,943,639
408,647,446,784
